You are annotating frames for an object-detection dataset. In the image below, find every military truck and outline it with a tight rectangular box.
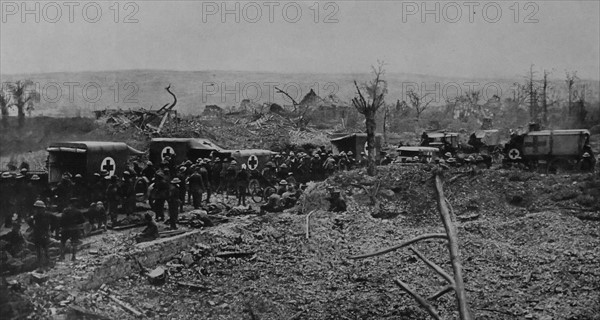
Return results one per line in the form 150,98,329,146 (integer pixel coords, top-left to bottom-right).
503,129,595,173
148,138,224,166
420,131,460,154
47,141,145,183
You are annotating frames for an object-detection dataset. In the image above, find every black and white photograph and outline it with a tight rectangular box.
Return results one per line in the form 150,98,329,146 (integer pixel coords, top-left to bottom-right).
0,1,599,319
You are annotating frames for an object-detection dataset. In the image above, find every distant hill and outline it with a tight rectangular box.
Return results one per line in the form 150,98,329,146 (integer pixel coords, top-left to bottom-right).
1,70,598,117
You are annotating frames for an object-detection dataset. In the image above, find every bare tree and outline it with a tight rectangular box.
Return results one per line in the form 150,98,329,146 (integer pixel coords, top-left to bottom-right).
352,60,387,176
565,71,578,116
407,89,433,121
540,70,549,126
527,65,539,123
0,89,8,126
5,80,40,128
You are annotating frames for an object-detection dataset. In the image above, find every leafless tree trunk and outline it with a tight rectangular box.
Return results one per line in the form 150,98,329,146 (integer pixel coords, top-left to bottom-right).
351,61,387,176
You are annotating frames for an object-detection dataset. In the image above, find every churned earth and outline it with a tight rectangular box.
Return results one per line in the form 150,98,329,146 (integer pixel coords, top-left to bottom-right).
3,165,600,320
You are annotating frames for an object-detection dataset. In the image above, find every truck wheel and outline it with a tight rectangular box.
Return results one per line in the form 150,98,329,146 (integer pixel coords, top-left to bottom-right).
249,179,263,203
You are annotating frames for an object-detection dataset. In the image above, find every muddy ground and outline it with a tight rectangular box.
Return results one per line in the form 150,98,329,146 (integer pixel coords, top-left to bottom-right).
2,165,599,320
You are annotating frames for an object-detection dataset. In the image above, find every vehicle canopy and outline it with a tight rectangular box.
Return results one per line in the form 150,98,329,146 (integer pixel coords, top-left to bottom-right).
149,138,224,165
421,131,460,149
214,149,277,172
47,141,145,183
470,130,501,146
330,133,383,161
396,146,439,163
522,129,591,157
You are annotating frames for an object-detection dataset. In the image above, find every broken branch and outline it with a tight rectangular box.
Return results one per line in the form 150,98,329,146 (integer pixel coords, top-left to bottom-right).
347,233,447,260
409,246,455,286
108,295,142,317
428,285,454,301
434,173,472,320
306,210,317,239
394,278,441,320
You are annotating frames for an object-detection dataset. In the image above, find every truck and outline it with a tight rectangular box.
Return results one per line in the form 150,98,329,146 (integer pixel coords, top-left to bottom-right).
503,129,595,173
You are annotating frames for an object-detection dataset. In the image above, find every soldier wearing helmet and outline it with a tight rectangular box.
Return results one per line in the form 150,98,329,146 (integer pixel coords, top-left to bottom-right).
59,198,86,261
236,164,250,206
30,200,54,268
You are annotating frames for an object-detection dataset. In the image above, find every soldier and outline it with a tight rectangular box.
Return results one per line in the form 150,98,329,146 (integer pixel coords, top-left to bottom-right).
281,184,298,209
261,162,277,186
187,166,205,209
338,152,349,171
326,190,347,212
236,164,250,206
446,157,457,167
152,173,169,221
277,163,289,180
87,201,107,231
59,198,86,261
347,151,356,170
120,171,136,216
580,152,595,172
323,155,336,176
55,173,74,212
225,160,238,196
286,172,297,187
90,173,105,203
276,180,288,196
72,174,89,208
14,173,27,221
30,200,54,269
168,178,182,230
211,157,222,194
1,172,15,227
177,166,187,212
142,161,156,181
380,154,393,165
200,160,212,204
260,193,283,214
105,175,121,226
135,213,159,243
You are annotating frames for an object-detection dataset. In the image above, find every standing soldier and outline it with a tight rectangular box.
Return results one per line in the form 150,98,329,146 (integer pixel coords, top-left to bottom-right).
55,173,74,212
211,157,222,194
1,172,15,227
59,198,86,261
168,178,182,230
90,173,105,203
199,160,212,204
142,161,156,181
225,160,238,197
236,164,250,206
152,173,169,222
187,166,205,209
120,171,136,216
177,167,187,212
105,175,121,226
30,200,54,269
72,174,89,208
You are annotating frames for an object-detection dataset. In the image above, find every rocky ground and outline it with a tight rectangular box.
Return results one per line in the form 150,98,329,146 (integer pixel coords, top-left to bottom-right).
2,166,600,320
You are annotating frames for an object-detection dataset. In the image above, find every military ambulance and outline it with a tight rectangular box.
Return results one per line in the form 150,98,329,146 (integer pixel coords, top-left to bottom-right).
148,138,224,166
47,141,145,183
504,129,595,172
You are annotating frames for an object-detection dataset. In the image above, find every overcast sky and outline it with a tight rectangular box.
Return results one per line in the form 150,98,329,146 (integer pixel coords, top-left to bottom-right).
1,1,599,79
